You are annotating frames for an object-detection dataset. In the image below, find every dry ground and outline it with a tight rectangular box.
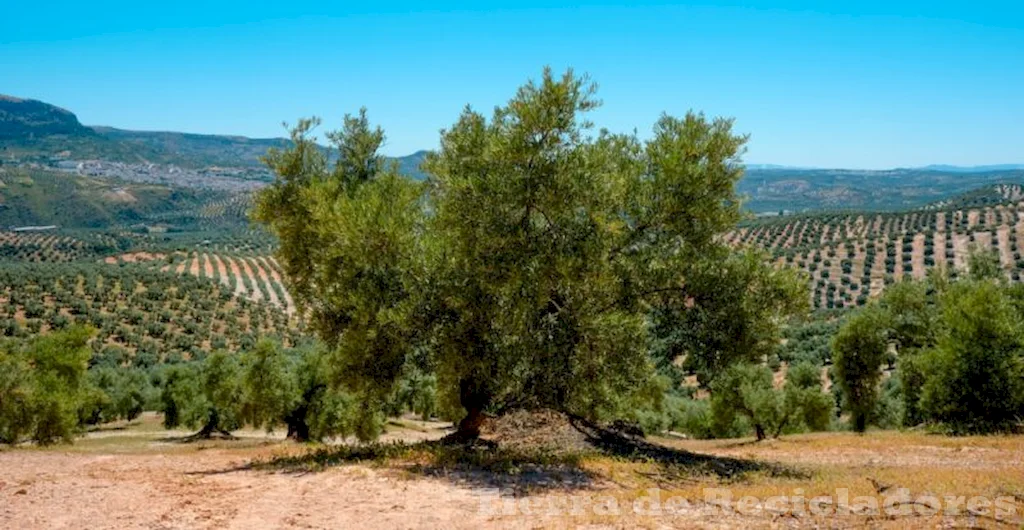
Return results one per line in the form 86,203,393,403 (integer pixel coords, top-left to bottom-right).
1,414,1022,529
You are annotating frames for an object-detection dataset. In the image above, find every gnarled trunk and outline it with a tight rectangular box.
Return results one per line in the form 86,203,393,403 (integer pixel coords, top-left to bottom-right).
190,409,233,439
452,377,491,441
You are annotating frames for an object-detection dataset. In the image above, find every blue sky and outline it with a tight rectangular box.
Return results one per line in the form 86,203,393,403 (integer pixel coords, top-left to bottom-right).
2,1,1022,168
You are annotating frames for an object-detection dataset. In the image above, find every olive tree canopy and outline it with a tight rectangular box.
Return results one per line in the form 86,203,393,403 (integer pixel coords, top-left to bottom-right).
255,68,804,439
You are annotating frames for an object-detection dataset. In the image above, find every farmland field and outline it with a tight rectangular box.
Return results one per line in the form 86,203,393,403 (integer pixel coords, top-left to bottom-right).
733,184,1024,308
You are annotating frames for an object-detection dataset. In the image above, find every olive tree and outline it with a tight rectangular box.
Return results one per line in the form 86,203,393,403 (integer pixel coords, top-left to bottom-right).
0,326,95,445
710,361,832,441
238,339,358,442
161,351,242,438
918,280,1024,433
831,305,890,432
255,69,796,440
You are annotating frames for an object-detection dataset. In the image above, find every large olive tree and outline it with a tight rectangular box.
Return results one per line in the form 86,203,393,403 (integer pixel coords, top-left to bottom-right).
255,68,799,439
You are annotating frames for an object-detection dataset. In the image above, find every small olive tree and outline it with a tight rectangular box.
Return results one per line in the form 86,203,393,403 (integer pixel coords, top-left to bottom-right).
238,340,359,442
832,305,890,432
710,361,832,441
0,326,95,445
161,352,242,438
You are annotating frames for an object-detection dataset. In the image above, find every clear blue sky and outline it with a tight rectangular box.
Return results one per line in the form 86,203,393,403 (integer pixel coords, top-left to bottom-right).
2,1,1022,168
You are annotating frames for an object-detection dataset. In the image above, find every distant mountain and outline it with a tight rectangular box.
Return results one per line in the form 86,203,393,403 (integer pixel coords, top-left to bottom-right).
0,95,94,139
740,167,1024,213
0,94,170,163
744,163,820,170
0,94,433,179
392,150,429,180
917,164,1024,173
92,127,288,168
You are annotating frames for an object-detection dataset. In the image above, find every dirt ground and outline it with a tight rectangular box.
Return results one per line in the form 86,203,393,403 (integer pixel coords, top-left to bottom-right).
2,415,1023,529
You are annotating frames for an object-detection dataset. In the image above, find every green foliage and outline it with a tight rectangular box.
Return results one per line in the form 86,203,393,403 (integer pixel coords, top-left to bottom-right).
878,280,936,352
672,397,722,439
655,250,808,387
0,326,95,445
831,305,889,432
255,69,784,439
160,352,242,436
895,351,928,427
82,366,150,424
778,316,841,365
710,361,832,441
917,280,1024,433
966,248,1004,282
239,339,295,431
0,346,34,443
237,339,361,442
387,364,439,422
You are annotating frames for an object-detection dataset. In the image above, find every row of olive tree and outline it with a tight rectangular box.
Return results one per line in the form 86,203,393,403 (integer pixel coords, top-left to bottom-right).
159,339,438,442
252,68,808,441
832,251,1024,434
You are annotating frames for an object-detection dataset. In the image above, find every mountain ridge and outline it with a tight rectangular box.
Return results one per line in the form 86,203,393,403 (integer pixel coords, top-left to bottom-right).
4,94,1024,213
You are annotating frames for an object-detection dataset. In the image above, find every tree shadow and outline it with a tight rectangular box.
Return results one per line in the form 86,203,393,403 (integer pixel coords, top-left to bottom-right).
155,431,239,444
85,425,130,433
191,416,804,494
565,416,802,482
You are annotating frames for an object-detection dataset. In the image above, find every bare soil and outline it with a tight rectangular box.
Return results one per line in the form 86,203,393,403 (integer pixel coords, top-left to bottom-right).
250,258,281,308
1,414,1022,529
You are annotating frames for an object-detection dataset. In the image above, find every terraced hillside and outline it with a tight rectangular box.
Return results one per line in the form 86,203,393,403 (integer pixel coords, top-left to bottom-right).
105,251,296,314
733,184,1024,309
0,263,300,368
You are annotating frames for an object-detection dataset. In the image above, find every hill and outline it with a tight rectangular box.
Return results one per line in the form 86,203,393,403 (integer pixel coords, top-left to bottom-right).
91,127,289,168
0,260,297,366
0,94,430,181
733,183,1024,310
740,167,1024,213
393,150,429,180
919,164,1024,172
0,95,173,163
0,167,215,229
0,95,93,139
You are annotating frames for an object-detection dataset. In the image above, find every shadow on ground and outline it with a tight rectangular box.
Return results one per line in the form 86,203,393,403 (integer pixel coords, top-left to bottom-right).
190,416,804,493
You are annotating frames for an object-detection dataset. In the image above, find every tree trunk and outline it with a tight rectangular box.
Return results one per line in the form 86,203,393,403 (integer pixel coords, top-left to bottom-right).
754,423,766,442
191,409,234,439
286,420,310,442
193,408,220,439
452,377,490,441
853,412,867,433
285,406,311,442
